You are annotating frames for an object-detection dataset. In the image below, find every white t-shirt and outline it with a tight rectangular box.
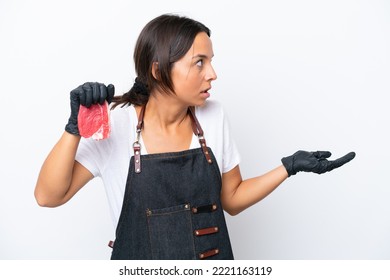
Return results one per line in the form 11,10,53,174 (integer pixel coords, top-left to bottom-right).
75,99,240,227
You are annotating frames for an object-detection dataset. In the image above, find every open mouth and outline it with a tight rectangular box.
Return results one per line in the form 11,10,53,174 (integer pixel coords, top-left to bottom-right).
200,89,211,99
201,88,211,94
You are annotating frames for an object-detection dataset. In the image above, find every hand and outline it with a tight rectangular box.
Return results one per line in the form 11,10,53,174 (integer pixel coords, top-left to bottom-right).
281,150,356,177
65,82,115,135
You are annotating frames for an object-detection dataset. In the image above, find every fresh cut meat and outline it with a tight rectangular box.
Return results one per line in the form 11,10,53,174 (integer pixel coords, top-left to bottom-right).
78,101,110,140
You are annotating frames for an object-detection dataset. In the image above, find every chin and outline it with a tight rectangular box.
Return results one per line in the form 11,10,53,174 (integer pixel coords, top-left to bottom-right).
193,99,208,107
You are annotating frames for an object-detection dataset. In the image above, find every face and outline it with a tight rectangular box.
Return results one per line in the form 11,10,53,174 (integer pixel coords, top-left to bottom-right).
170,32,217,107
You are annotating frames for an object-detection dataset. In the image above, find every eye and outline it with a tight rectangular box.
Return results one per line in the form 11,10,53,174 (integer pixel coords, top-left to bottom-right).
196,59,204,67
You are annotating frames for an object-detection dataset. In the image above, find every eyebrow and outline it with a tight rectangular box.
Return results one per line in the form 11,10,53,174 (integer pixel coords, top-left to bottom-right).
192,54,214,60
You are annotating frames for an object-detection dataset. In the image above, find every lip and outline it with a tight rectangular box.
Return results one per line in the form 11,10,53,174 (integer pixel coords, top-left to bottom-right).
200,91,210,99
201,87,211,94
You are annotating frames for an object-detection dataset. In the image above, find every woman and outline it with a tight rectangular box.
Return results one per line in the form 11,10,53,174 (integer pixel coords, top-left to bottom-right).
34,14,355,260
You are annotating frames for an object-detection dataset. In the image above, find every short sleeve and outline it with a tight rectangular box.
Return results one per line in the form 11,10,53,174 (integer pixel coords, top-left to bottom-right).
75,137,111,178
221,107,240,173
196,100,240,175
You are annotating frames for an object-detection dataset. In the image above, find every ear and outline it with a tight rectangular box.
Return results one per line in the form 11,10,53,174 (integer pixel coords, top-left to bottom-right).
151,62,159,80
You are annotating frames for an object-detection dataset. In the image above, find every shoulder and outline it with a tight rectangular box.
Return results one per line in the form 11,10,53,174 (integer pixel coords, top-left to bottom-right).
195,100,228,138
109,104,137,129
110,104,134,119
195,99,225,120
102,104,138,146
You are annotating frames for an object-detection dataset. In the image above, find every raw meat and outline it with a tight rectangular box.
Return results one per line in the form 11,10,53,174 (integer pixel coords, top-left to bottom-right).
78,101,110,140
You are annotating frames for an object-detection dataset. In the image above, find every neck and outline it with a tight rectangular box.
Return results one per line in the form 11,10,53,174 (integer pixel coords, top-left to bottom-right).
144,94,189,131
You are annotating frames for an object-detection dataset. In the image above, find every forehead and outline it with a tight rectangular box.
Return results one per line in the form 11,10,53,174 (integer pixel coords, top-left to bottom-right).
187,32,214,58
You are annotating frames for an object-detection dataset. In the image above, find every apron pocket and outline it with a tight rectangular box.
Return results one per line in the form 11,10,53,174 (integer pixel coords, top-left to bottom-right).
146,203,195,260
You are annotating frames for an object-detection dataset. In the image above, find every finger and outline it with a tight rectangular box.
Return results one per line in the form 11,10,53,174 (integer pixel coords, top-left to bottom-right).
82,83,93,107
79,89,86,106
92,83,100,104
326,152,356,171
335,152,356,166
99,84,108,104
70,86,83,101
107,84,115,103
313,151,332,160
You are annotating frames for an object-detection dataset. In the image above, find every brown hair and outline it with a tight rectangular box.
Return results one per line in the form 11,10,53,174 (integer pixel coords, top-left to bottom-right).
111,14,211,108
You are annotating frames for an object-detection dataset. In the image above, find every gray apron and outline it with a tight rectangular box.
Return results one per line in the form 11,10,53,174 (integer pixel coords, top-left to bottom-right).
110,105,234,260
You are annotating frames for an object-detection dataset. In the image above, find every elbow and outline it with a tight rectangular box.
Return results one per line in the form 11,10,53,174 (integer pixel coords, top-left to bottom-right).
221,199,243,216
34,193,52,208
35,197,51,208
223,206,242,216
34,188,62,208
225,210,241,216
35,196,61,208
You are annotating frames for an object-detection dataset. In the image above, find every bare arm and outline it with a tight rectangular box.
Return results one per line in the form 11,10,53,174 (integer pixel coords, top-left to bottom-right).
221,164,288,216
34,131,93,207
220,150,355,215
35,82,115,207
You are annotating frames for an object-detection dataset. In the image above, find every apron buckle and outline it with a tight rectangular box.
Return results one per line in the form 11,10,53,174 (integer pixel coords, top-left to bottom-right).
133,141,142,173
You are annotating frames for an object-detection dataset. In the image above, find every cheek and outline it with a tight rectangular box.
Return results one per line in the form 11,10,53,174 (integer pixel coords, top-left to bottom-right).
171,67,187,90
173,70,200,93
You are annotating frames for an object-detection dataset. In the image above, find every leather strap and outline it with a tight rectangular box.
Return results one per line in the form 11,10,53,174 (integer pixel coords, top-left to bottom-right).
199,248,219,259
136,104,146,132
191,203,218,214
188,107,213,164
108,240,115,248
133,143,141,173
194,226,219,236
133,105,212,173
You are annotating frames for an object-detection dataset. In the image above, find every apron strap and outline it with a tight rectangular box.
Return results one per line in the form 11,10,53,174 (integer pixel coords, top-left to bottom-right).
136,104,146,132
133,105,145,173
188,107,213,164
133,105,212,173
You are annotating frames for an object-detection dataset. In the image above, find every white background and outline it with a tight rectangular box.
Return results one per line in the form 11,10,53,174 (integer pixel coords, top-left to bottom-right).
0,0,389,260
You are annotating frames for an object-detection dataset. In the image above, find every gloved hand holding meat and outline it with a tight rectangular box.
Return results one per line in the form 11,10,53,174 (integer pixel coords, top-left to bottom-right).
281,150,356,176
65,82,115,139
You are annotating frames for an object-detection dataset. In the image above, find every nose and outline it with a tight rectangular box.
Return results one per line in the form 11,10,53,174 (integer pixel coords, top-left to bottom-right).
206,64,217,81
